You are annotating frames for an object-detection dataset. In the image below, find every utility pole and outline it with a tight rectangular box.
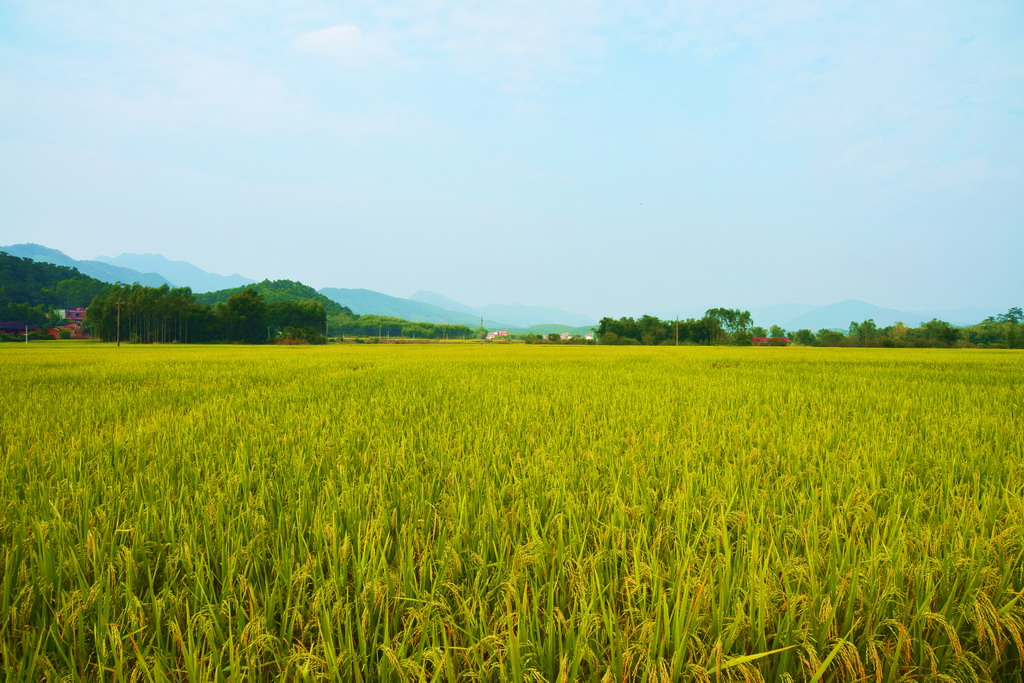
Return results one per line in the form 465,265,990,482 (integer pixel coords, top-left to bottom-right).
116,299,122,347
25,323,29,345
675,316,679,346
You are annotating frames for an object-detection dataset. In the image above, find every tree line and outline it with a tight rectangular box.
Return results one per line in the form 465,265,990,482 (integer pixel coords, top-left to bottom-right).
85,284,476,344
88,285,328,344
598,308,755,345
329,314,474,340
597,307,1024,348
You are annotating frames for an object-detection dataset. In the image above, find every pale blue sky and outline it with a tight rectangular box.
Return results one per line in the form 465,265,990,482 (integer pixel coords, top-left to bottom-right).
2,0,1022,318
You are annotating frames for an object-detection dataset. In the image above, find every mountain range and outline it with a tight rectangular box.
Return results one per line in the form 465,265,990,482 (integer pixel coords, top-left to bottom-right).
318,288,506,328
0,243,1004,330
1,243,598,329
409,291,595,328
324,287,595,329
2,244,173,288
95,253,254,292
776,300,1000,331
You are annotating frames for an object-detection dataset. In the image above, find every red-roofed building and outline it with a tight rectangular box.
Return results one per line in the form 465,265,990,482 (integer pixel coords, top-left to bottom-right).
46,322,90,340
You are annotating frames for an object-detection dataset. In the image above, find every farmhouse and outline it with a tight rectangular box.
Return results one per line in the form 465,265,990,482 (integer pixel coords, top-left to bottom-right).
485,330,509,341
46,322,90,340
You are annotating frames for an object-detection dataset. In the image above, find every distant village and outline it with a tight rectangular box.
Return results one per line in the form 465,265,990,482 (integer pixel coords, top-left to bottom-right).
485,329,594,342
0,308,89,340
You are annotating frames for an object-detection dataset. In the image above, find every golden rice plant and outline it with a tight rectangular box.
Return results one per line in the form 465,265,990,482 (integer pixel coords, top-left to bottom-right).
0,344,1022,680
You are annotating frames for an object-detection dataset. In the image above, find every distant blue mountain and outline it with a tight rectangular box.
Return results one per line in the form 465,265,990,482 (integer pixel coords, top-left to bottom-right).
320,288,597,329
779,300,1001,331
95,253,254,293
748,303,818,327
1,243,172,287
320,288,505,327
410,290,596,328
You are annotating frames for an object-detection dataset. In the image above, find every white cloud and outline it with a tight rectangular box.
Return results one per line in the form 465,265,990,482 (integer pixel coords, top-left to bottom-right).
3,46,402,141
623,1,1024,194
359,0,611,89
295,24,395,65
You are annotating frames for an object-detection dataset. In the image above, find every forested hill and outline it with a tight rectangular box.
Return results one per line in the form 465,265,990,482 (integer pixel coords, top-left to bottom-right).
0,251,108,309
1,243,171,287
196,280,352,317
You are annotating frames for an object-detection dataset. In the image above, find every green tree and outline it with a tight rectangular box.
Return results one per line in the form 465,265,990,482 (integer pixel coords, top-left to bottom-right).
988,307,1023,324
849,319,880,344
791,329,815,346
888,322,910,344
0,303,48,328
917,318,959,346
704,308,752,342
219,289,268,343
402,323,430,338
638,315,667,345
268,300,326,334
769,325,787,339
1007,323,1022,349
816,329,846,346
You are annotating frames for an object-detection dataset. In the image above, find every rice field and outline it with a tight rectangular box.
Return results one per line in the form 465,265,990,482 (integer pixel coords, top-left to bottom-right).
1,343,1022,681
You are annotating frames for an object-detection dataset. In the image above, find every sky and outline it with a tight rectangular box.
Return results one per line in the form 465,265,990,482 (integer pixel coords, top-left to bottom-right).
1,0,1022,319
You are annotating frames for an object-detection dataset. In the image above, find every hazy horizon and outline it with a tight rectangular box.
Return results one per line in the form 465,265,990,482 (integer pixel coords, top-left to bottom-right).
3,1,1022,317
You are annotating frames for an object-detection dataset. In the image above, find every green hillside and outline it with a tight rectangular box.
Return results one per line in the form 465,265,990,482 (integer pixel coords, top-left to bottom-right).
0,251,108,309
1,243,171,287
196,280,352,317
